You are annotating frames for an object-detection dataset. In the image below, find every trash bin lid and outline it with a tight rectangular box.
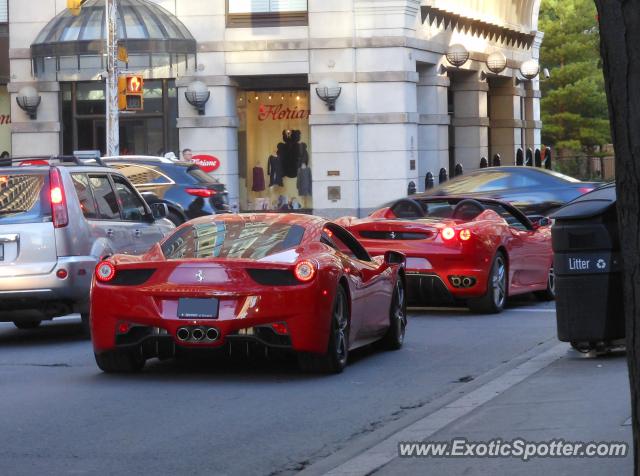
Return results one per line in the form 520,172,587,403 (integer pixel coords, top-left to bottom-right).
550,183,616,220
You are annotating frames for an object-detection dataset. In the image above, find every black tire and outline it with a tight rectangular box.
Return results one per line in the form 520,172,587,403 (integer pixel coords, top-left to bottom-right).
468,252,507,314
298,286,350,374
167,211,184,226
381,280,407,350
94,348,146,373
13,320,42,330
534,267,556,301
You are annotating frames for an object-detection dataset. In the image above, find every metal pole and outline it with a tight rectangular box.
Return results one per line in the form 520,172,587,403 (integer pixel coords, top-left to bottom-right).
105,0,119,156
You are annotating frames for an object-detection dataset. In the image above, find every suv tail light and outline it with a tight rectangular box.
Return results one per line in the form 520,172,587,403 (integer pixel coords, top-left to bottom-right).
185,188,216,198
49,167,68,228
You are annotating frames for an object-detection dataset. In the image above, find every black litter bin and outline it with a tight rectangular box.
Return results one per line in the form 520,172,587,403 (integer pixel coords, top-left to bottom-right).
550,184,624,349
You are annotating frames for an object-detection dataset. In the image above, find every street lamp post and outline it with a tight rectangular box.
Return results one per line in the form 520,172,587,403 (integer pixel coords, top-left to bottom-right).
105,0,119,156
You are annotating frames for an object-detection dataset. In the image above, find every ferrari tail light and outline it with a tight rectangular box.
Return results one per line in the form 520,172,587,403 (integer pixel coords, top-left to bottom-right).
49,168,68,228
95,261,116,282
441,227,455,241
185,188,216,198
459,229,472,241
294,260,316,282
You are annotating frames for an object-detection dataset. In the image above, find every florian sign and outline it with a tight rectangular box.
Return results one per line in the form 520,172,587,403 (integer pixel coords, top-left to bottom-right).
258,104,310,121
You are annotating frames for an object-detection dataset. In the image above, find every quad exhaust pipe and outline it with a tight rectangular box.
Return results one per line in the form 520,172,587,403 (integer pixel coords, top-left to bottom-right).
449,276,477,289
176,326,219,343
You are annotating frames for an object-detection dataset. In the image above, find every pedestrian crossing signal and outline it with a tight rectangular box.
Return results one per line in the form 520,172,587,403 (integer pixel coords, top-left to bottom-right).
118,75,144,111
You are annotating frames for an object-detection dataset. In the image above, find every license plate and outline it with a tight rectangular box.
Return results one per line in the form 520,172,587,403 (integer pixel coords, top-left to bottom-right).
177,298,219,319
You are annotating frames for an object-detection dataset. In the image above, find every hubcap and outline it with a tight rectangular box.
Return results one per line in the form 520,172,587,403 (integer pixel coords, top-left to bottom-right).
492,257,506,308
394,283,407,342
334,291,348,362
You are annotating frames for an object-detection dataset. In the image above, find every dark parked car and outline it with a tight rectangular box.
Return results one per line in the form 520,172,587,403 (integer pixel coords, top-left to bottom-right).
104,156,230,225
421,166,599,215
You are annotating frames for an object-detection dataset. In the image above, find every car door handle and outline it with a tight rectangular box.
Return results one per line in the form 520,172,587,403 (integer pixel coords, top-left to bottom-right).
134,229,142,238
106,229,114,237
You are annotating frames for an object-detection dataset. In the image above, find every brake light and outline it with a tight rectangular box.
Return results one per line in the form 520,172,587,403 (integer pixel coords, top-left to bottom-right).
442,227,455,240
185,188,216,198
49,168,68,228
95,261,116,282
578,187,595,194
294,260,316,282
459,229,471,241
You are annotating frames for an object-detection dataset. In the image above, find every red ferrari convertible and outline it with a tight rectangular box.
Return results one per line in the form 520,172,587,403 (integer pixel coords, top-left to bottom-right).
91,213,407,374
338,197,554,313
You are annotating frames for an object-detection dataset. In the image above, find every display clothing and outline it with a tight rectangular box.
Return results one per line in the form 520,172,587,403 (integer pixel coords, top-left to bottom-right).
251,166,265,192
267,154,284,187
297,165,312,196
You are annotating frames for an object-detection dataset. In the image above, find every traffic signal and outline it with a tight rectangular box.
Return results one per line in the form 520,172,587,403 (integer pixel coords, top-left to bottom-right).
118,75,144,111
67,0,84,16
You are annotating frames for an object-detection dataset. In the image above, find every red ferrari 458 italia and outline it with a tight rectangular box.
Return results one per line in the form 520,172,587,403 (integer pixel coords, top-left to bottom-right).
338,197,554,313
91,213,407,374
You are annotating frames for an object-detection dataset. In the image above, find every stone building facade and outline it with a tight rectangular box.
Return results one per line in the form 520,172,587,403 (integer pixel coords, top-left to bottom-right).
8,0,543,216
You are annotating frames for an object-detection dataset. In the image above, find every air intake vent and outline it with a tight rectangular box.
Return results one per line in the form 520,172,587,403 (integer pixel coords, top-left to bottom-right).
110,269,156,286
246,269,301,286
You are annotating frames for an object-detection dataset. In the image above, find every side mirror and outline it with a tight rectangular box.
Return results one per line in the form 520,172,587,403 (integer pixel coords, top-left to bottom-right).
150,202,169,219
384,250,405,265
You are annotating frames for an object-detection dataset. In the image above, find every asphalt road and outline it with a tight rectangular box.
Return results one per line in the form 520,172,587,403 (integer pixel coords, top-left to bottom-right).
0,298,557,476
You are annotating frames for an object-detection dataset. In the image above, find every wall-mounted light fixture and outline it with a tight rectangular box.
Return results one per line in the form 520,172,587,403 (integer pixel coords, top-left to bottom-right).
445,44,469,68
315,78,341,111
16,86,41,120
184,81,210,115
486,51,507,74
520,59,540,80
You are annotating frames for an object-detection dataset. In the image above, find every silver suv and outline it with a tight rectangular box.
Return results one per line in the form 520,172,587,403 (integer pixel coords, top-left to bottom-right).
0,156,174,331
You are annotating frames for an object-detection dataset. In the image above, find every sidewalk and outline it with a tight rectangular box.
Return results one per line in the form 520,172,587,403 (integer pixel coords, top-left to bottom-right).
376,348,632,475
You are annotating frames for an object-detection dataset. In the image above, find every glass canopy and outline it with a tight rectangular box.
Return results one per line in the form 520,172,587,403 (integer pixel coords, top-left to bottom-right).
31,0,197,78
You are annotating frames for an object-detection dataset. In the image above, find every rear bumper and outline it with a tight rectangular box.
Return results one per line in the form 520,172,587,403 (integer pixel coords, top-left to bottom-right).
0,256,95,317
91,280,335,355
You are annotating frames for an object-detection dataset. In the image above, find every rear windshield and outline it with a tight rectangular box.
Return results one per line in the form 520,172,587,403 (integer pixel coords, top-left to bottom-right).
162,221,305,260
0,173,51,224
186,165,219,184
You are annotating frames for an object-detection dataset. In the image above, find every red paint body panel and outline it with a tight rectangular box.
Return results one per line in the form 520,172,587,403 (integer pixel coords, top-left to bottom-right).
340,201,552,302
91,213,402,356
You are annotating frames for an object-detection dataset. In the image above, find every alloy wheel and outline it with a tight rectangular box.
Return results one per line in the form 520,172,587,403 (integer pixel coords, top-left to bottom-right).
493,256,507,309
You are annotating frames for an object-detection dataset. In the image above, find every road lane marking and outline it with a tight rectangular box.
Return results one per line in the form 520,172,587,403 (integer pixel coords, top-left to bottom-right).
319,343,567,476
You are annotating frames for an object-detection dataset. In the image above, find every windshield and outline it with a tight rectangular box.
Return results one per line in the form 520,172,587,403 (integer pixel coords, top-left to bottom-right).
0,172,51,224
161,221,305,260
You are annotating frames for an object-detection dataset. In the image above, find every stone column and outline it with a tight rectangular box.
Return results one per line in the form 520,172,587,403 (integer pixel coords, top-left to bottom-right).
8,0,61,155
451,72,489,172
417,65,449,191
176,77,239,208
523,81,542,150
488,78,525,166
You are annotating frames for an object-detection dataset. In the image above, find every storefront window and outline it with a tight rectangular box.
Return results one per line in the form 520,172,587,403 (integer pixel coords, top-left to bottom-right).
61,80,178,157
237,90,312,212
